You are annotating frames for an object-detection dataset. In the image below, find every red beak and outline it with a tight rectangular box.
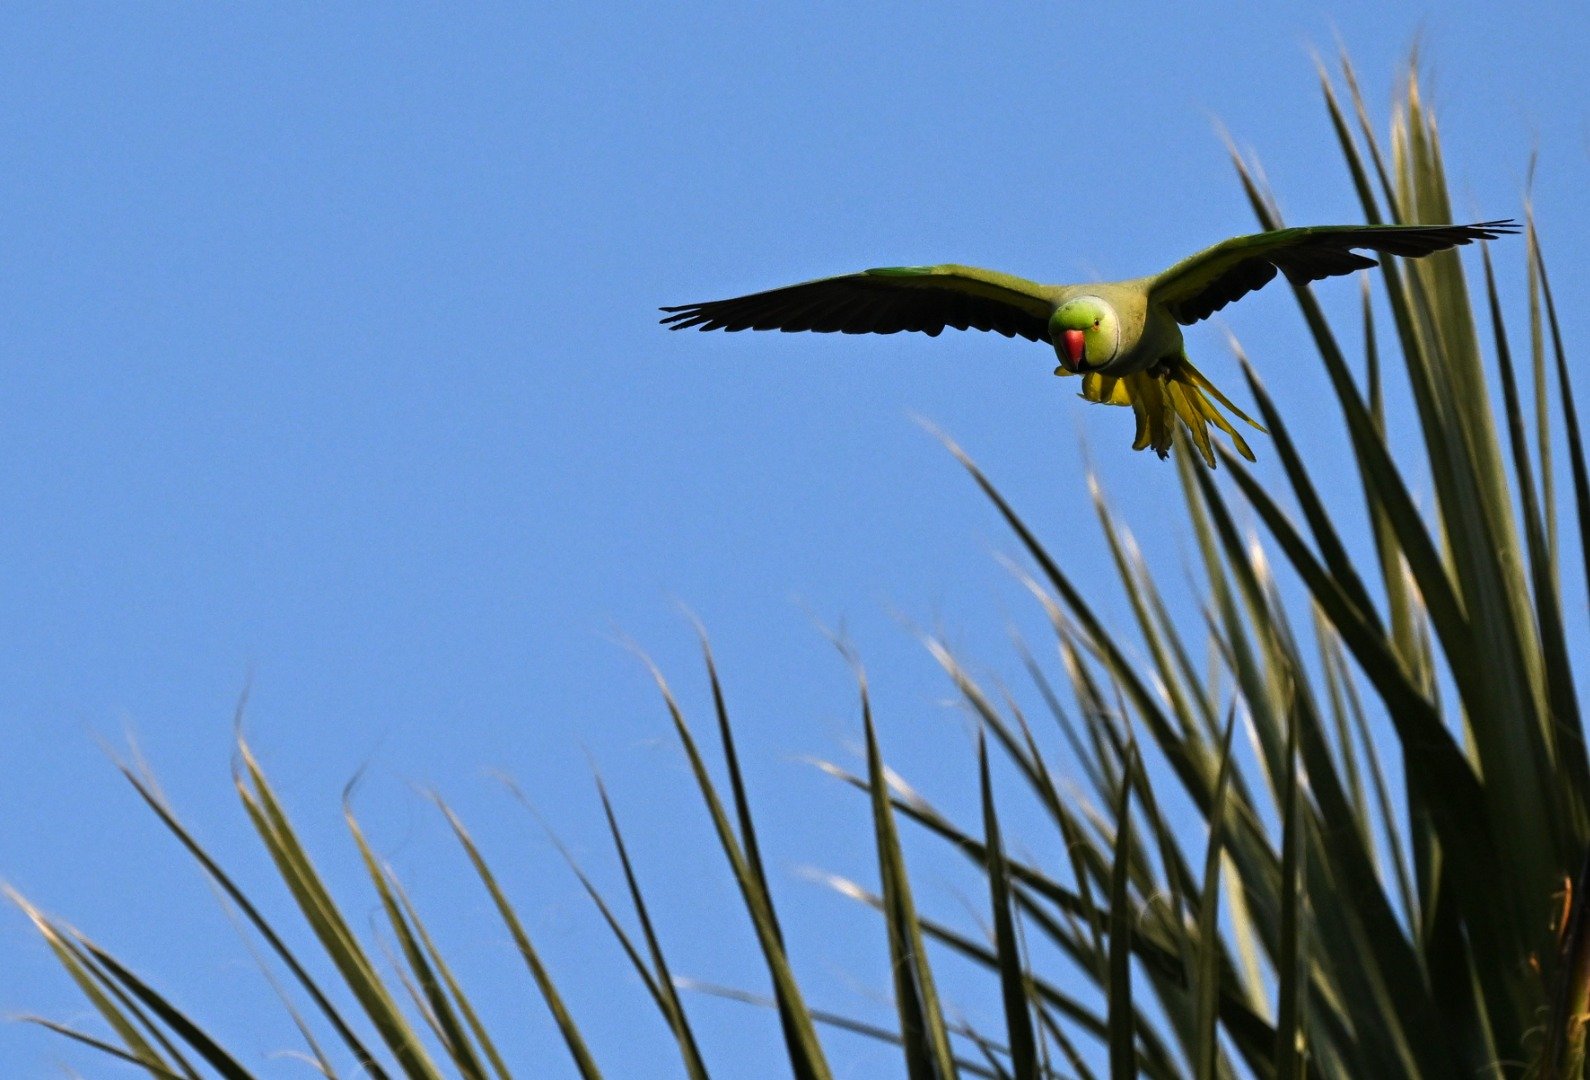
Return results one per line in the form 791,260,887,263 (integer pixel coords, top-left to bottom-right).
1060,329,1086,370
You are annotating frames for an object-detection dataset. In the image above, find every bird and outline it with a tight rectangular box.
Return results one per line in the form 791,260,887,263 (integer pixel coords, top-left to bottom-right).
660,220,1517,466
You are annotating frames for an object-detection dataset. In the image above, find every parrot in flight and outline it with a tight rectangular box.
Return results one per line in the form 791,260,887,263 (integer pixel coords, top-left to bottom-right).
661,220,1517,465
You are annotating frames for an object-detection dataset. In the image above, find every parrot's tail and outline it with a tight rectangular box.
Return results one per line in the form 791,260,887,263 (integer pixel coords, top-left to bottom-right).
1056,354,1265,466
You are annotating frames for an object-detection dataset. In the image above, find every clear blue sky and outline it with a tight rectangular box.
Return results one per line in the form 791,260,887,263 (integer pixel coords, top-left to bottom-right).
1,4,1585,1077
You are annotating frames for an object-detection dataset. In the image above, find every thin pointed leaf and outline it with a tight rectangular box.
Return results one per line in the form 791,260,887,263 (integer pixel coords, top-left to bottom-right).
17,1017,190,1080
71,938,254,1080
1194,715,1238,1080
594,779,711,1080
9,891,181,1077
682,981,1008,1080
1108,746,1136,1080
343,805,488,1080
437,799,603,1079
114,761,388,1078
864,689,958,1080
234,743,440,1080
980,734,1040,1079
640,656,832,1080
1274,704,1303,1080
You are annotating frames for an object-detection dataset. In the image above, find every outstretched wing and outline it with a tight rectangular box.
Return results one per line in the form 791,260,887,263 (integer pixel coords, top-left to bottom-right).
660,264,1055,343
1151,220,1518,325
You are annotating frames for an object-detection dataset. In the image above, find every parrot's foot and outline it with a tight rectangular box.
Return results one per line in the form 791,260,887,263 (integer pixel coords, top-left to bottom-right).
1056,355,1265,467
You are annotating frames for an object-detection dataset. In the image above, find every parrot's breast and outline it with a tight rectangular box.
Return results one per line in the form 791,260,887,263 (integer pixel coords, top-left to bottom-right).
1094,286,1183,375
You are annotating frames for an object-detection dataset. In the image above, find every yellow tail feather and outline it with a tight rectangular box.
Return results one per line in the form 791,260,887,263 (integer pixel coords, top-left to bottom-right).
1056,355,1264,466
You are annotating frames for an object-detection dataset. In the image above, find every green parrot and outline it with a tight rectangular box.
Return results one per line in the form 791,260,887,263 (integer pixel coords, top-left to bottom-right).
661,220,1516,465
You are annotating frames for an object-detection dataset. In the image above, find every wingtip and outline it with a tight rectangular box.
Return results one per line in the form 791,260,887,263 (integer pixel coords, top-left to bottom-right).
1468,218,1522,236
658,306,703,329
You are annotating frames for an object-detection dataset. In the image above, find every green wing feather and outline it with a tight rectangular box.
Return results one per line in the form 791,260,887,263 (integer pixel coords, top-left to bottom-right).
660,264,1055,342
1150,220,1517,325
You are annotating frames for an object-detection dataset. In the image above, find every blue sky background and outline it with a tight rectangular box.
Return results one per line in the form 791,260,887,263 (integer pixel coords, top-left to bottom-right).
1,4,1585,1077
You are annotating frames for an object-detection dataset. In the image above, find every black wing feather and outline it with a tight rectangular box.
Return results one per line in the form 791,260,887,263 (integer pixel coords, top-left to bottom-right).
660,272,1052,343
1156,220,1517,324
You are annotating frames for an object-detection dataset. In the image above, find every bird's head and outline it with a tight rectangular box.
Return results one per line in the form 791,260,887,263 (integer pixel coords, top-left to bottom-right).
1050,296,1120,372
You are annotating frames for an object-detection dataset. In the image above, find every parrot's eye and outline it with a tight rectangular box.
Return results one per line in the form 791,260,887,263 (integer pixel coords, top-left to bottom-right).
1093,319,1101,328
